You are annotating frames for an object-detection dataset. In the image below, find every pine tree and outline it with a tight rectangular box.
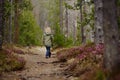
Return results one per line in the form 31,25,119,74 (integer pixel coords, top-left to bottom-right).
94,0,104,44
0,0,5,49
103,0,120,79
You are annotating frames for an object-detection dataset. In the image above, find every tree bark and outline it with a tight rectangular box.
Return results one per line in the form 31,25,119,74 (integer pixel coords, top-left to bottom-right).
73,21,76,44
59,0,63,32
0,0,5,49
9,0,13,44
80,0,84,43
94,0,104,44
80,0,86,44
65,5,68,38
117,3,120,41
14,0,19,43
103,0,120,78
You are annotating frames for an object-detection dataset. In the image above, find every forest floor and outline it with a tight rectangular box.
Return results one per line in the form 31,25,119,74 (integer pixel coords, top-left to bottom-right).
1,47,77,80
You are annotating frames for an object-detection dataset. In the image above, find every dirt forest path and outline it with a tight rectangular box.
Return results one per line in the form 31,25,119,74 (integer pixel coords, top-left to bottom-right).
1,47,75,80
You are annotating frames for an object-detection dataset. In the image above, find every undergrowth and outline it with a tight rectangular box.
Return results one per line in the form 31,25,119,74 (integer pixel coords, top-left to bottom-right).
0,49,25,75
56,43,106,80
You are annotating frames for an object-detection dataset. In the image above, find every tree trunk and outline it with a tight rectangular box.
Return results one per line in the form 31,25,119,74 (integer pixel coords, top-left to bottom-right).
65,6,68,38
80,0,86,44
117,3,120,41
94,0,104,44
103,0,120,78
59,0,63,32
73,21,76,44
0,0,5,49
9,0,13,44
80,1,84,43
14,0,19,43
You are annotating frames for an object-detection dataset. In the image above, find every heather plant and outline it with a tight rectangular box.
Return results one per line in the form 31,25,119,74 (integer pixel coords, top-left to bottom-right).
57,43,104,62
4,45,26,54
57,46,85,61
57,43,104,78
0,50,25,73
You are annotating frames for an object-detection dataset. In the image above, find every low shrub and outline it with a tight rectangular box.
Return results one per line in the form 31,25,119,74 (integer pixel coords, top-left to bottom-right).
0,50,25,73
56,43,104,79
57,43,104,62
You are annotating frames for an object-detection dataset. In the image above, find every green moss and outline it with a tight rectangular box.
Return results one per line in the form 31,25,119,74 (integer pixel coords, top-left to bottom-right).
94,70,106,80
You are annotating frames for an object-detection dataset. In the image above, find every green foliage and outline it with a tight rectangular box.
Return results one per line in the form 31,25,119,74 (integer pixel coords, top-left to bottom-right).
46,0,73,47
19,0,33,11
65,37,74,47
17,0,43,46
53,25,65,47
64,2,74,10
19,10,43,46
74,0,83,9
47,0,60,28
77,4,94,29
94,70,105,80
53,24,74,48
86,39,93,44
4,0,12,17
117,0,120,6
76,1,94,44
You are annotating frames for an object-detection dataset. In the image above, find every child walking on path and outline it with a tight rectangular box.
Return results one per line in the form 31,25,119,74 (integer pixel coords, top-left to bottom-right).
43,27,53,58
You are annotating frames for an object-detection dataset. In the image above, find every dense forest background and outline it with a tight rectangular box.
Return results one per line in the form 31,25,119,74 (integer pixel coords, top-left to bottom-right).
1,0,120,47
0,0,120,80
0,0,99,47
